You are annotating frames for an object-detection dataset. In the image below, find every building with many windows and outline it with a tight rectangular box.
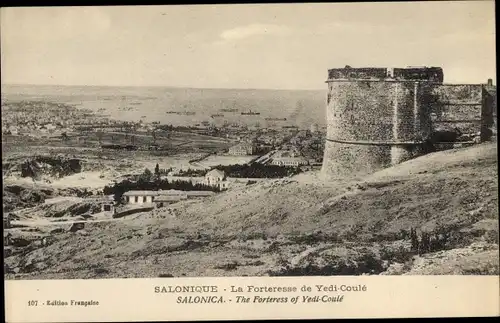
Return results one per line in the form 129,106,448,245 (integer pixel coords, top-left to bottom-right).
122,189,217,207
228,143,255,155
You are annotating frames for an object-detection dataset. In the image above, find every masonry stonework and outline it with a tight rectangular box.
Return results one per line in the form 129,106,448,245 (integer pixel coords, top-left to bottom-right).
321,66,442,179
321,66,495,180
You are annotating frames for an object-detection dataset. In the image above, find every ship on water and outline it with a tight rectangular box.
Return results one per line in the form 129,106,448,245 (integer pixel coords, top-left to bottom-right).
265,117,287,121
119,106,136,111
211,114,224,118
241,109,260,115
164,111,196,115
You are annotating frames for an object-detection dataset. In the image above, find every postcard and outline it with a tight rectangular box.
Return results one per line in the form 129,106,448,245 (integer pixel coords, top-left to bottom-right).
2,2,498,322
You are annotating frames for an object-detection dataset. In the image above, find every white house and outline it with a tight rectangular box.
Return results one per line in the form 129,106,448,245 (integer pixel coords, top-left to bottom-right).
204,169,230,190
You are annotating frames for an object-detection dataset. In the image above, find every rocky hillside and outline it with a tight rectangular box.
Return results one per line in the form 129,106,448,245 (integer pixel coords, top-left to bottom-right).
173,143,498,239
3,184,55,212
19,156,82,180
4,143,498,279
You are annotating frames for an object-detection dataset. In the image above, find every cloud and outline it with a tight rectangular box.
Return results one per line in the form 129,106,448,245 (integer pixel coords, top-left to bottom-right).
219,23,292,41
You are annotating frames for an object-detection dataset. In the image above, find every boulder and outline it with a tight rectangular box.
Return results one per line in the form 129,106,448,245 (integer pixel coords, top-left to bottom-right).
69,222,85,232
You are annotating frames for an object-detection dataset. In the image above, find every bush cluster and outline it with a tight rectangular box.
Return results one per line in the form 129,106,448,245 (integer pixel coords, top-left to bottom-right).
214,163,301,178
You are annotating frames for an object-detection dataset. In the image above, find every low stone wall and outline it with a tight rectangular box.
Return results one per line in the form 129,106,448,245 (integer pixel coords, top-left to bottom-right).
113,206,154,218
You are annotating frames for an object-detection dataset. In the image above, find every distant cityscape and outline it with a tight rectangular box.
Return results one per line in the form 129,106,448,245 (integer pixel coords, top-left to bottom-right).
2,99,326,169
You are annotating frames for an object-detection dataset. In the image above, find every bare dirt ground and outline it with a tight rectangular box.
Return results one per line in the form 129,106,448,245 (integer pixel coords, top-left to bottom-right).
2,146,202,192
4,142,498,279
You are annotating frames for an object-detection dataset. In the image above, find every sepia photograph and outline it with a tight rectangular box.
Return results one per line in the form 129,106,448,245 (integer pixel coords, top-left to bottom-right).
2,1,498,285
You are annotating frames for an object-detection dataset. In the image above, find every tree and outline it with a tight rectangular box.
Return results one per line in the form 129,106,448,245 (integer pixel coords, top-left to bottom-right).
420,231,430,255
140,168,153,182
154,163,160,177
410,228,418,252
151,129,157,144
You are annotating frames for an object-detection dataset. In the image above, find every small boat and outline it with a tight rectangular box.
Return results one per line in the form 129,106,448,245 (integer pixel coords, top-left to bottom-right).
265,117,287,121
241,109,260,115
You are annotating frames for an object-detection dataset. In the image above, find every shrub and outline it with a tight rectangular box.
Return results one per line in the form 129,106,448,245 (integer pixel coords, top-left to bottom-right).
94,267,109,275
213,163,302,178
409,225,457,255
214,262,239,271
379,245,413,263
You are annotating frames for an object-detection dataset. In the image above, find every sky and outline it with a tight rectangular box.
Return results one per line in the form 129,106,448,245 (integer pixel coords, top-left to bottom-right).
1,1,496,90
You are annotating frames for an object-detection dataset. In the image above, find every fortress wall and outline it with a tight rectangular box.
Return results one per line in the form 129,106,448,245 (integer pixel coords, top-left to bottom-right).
321,80,430,178
321,66,443,180
320,67,494,181
321,141,391,177
322,81,394,177
482,87,496,137
430,84,491,139
392,82,417,142
431,84,483,103
415,82,435,140
390,82,436,164
326,81,394,143
390,82,416,165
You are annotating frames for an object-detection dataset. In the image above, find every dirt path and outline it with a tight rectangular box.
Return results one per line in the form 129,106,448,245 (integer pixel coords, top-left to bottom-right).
289,244,335,267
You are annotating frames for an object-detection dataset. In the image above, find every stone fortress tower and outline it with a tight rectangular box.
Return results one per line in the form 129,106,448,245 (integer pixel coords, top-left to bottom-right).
321,66,495,180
